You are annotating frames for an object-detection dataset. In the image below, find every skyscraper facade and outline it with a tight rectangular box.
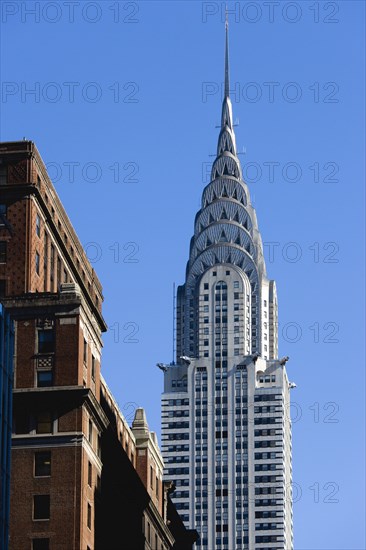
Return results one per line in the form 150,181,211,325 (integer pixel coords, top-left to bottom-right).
161,24,293,550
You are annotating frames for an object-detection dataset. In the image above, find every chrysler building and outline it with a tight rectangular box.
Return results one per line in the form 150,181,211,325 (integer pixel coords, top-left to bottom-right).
161,19,294,550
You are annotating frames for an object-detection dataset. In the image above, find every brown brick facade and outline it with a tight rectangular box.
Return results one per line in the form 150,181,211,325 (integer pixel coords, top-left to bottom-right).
10,446,83,550
1,140,197,550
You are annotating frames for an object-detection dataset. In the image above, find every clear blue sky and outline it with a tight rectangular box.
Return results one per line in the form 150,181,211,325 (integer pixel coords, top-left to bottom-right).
1,1,365,548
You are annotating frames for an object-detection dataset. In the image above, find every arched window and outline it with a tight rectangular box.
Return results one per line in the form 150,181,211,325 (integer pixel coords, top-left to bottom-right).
215,281,227,291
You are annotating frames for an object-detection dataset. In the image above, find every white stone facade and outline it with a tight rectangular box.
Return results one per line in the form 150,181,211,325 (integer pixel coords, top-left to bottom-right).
161,22,293,550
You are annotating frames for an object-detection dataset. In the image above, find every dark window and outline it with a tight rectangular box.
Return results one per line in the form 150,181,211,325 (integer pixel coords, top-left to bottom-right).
37,371,53,387
57,256,61,287
97,434,101,458
88,462,92,486
91,356,95,380
34,452,51,477
35,252,40,275
14,410,28,434
50,244,55,288
38,330,54,354
36,214,41,237
83,338,88,364
33,495,50,520
0,165,7,185
87,503,92,529
0,241,7,263
0,204,7,225
88,420,93,443
43,233,48,291
36,412,53,434
32,539,49,550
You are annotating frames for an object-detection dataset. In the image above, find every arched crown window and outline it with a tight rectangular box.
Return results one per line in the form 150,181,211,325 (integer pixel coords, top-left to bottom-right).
215,281,227,291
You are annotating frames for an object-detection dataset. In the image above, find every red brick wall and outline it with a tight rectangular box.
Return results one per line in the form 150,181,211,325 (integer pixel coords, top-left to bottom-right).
135,449,164,516
55,318,81,387
15,318,36,388
0,145,104,312
0,200,27,296
80,447,101,550
136,450,148,489
2,143,110,550
14,315,86,390
9,446,82,550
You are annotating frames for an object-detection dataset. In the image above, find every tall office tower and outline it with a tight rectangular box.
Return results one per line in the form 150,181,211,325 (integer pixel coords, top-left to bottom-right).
161,23,294,550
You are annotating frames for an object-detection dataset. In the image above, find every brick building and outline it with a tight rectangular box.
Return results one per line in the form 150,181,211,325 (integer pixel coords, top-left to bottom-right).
99,380,198,549
0,140,197,550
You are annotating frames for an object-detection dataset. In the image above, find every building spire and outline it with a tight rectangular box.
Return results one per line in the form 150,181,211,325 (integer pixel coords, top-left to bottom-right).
225,7,230,98
221,9,233,130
